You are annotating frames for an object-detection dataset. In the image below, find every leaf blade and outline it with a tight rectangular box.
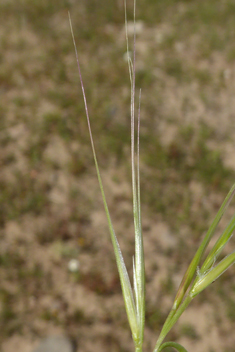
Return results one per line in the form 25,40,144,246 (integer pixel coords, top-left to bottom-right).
159,342,188,352
173,183,235,309
190,251,235,298
69,14,138,340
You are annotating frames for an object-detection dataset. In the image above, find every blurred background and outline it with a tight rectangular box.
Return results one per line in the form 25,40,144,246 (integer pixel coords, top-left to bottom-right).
1,0,235,351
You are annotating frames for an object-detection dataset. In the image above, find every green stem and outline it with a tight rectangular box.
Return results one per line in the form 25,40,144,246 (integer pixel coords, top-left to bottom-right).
135,344,142,352
153,295,193,352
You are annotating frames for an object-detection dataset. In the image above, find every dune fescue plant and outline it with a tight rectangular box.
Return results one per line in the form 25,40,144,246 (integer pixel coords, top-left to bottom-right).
69,2,235,351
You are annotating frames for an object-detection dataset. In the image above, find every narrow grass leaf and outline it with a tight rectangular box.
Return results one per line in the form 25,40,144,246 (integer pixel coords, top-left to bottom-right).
158,342,188,352
201,213,235,273
125,0,145,345
173,183,235,309
136,88,145,342
190,251,235,297
69,14,138,340
133,256,138,314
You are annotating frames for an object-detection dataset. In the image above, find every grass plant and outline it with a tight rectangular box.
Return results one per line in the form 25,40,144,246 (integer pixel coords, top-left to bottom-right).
70,2,235,351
